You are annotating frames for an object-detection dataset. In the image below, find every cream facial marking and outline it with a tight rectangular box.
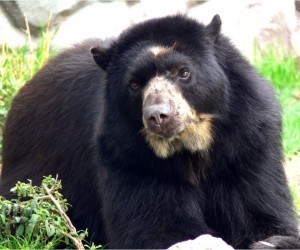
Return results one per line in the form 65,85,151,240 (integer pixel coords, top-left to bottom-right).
142,76,214,158
148,46,173,57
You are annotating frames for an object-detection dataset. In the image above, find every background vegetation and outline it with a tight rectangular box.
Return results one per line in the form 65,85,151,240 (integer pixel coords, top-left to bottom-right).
0,30,299,248
253,45,300,218
0,176,101,249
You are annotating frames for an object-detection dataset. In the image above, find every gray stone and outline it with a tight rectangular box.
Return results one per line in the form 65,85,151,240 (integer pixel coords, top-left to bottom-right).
168,234,234,250
16,0,86,27
130,0,187,23
52,2,131,47
0,7,27,47
296,0,300,13
1,0,300,59
188,0,298,59
292,12,300,55
0,0,90,37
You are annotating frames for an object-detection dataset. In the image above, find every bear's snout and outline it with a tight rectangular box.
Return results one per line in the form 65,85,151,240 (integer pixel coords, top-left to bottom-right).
143,103,175,137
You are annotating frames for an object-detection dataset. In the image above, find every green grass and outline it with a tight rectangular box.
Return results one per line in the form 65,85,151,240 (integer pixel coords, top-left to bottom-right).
0,28,55,127
253,44,300,220
253,44,300,157
0,25,60,249
0,233,63,249
0,27,56,155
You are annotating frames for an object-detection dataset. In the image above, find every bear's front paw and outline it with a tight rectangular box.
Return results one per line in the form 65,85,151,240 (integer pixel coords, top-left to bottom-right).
250,235,300,249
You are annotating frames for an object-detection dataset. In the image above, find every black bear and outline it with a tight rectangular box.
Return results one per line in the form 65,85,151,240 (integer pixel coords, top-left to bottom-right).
0,15,299,249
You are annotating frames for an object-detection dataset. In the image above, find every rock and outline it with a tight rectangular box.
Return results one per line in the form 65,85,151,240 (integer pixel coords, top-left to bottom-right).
168,234,234,250
0,0,90,36
16,0,81,27
1,0,300,59
296,0,300,13
0,1,29,32
130,0,187,23
188,0,298,59
0,7,28,47
52,1,131,48
292,12,300,55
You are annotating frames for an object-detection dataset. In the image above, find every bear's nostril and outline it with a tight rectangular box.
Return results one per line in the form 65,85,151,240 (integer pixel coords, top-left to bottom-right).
160,114,169,120
144,104,172,127
149,112,169,126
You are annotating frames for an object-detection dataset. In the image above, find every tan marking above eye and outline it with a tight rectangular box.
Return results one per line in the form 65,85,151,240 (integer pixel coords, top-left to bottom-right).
149,46,172,57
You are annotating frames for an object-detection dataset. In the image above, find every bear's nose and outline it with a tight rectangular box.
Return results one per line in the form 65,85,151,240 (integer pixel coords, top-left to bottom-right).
144,104,172,127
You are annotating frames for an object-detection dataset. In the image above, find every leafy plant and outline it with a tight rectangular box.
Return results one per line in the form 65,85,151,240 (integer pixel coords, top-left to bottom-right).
0,176,102,249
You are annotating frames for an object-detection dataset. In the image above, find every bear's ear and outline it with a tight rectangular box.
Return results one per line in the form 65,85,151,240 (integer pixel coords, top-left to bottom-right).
90,46,111,71
205,14,222,43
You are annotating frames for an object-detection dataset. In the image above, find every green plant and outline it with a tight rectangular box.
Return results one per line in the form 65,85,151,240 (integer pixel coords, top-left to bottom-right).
0,18,56,156
0,176,102,249
253,44,300,221
253,44,300,156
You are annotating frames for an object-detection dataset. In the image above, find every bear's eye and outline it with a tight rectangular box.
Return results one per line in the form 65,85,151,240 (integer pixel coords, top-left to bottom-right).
178,69,191,79
129,82,140,90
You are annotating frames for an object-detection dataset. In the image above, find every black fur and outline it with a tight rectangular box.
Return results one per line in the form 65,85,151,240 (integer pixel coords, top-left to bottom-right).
0,15,299,249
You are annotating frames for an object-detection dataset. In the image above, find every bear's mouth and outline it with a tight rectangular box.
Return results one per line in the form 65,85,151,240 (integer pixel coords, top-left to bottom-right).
142,114,213,159
143,119,185,139
145,128,178,139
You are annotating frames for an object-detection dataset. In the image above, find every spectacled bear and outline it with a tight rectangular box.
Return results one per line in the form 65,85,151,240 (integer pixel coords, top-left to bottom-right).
1,15,299,249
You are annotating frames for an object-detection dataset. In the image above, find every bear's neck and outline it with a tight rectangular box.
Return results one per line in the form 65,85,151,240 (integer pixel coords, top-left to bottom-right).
98,129,210,185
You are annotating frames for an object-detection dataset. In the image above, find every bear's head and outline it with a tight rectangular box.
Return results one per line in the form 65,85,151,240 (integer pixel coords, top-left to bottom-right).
91,15,229,159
